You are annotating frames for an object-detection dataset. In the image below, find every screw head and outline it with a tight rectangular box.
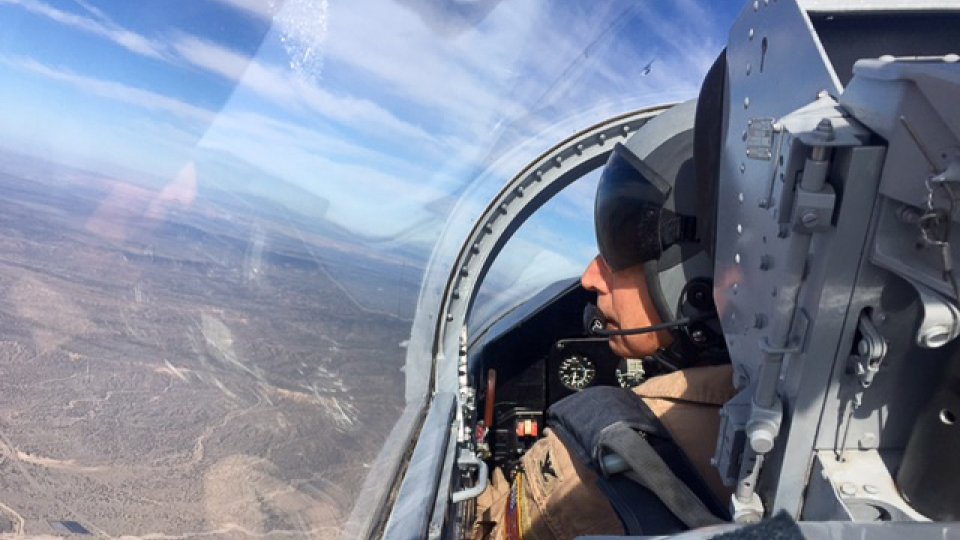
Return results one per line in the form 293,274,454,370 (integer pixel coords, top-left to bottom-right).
839,482,858,497
801,211,819,227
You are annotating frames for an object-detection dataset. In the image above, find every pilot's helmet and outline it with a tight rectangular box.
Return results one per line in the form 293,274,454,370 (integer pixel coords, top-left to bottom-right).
593,54,727,360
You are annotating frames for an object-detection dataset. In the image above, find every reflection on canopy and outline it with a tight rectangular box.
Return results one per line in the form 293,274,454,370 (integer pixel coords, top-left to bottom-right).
0,0,738,535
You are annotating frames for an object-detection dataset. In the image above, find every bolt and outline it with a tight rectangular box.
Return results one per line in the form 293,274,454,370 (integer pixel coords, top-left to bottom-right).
744,97,750,109
737,224,743,235
738,192,745,203
921,325,951,348
801,211,819,227
740,163,746,173
691,330,707,343
815,118,835,141
753,0,759,11
749,28,755,40
863,484,880,495
746,63,752,75
760,255,772,270
839,482,858,497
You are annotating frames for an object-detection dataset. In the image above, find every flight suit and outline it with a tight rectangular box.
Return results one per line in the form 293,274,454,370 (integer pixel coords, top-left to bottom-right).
473,364,735,540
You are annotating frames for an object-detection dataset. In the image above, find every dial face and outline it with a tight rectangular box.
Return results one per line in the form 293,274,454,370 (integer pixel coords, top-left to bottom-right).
558,355,596,391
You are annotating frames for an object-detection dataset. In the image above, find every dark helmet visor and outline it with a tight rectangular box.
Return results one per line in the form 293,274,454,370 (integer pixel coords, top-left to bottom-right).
595,142,694,272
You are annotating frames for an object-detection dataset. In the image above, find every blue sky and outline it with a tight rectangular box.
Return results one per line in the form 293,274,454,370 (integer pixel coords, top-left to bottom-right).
0,0,742,272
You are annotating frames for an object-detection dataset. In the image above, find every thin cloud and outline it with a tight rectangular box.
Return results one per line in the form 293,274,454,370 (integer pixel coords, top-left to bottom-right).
1,56,213,123
206,0,281,20
0,0,166,60
170,34,439,146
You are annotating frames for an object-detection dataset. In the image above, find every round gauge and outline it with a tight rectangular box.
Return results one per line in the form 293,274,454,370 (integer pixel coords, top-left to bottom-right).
559,355,596,391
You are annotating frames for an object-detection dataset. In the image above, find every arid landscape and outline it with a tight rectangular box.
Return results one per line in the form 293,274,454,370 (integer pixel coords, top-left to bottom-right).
0,154,411,537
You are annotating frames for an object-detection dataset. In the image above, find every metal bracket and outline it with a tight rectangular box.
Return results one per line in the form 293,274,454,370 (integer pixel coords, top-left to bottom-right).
911,279,960,348
747,397,784,454
794,184,836,233
450,451,489,504
851,312,888,389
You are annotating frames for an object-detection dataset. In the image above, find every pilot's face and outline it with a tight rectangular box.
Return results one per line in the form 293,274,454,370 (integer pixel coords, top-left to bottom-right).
580,255,673,358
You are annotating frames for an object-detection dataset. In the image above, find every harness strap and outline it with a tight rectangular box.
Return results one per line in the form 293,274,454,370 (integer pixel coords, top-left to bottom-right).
596,422,725,529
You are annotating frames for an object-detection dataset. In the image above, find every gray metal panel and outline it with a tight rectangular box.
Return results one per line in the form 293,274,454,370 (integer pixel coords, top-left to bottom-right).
382,392,455,540
716,0,841,393
714,0,844,506
765,146,886,515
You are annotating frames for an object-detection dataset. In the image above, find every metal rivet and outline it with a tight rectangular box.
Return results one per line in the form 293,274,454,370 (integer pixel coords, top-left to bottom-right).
516,186,524,197
535,170,544,180
735,253,741,264
863,485,879,495
575,143,584,155
460,267,469,277
738,192,745,204
840,483,858,497
732,283,739,292
452,290,460,300
760,255,772,270
499,204,508,215
801,211,819,227
740,163,746,173
446,313,454,322
744,97,750,109
484,223,494,233
753,1,759,11
471,243,481,254
598,133,607,144
746,63,752,75
622,125,631,134
753,314,767,329
749,29,755,40
554,156,563,166
737,223,743,234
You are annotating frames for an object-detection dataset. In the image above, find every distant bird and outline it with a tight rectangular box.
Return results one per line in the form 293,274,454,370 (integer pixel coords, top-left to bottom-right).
641,59,654,76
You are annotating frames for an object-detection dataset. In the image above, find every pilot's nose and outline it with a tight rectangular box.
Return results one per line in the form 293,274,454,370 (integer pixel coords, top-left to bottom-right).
581,255,607,294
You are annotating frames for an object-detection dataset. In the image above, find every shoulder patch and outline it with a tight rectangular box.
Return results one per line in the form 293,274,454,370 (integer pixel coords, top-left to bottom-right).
537,448,563,496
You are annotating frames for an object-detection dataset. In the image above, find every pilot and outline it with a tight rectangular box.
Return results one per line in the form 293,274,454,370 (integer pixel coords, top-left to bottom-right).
473,56,736,540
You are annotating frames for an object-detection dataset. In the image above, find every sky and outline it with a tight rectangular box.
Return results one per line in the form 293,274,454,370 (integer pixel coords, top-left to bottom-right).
0,0,743,306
